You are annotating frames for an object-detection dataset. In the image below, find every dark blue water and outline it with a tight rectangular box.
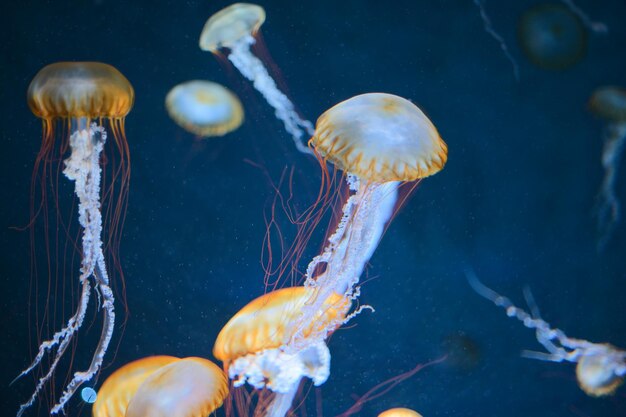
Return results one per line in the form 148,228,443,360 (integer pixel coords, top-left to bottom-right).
1,1,626,417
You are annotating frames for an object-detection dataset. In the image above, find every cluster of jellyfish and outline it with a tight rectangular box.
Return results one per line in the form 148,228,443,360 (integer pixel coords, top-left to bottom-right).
15,3,446,417
14,2,626,417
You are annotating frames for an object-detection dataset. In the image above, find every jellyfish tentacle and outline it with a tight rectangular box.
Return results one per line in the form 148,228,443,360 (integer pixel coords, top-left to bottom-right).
228,34,314,154
560,0,608,33
17,122,116,416
595,123,626,250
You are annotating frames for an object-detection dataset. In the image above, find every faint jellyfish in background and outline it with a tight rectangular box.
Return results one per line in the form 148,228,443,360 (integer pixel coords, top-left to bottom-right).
467,271,626,397
93,356,228,417
199,3,314,154
378,408,424,417
589,86,626,250
518,3,588,70
440,331,482,372
213,286,349,417
16,62,134,416
165,80,244,138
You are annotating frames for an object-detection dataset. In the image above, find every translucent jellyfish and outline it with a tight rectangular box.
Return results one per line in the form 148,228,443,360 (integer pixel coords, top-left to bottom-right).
165,80,244,137
16,61,134,415
518,3,588,70
199,3,314,154
378,408,424,417
589,86,626,250
93,356,228,417
213,286,350,417
468,271,626,397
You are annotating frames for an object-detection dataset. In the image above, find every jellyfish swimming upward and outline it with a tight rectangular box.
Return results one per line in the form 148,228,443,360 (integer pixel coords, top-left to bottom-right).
16,62,133,415
199,3,314,154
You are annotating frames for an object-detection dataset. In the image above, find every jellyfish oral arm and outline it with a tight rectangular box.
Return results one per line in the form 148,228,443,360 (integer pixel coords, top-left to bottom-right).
467,271,626,381
293,176,398,344
16,122,115,416
228,34,314,154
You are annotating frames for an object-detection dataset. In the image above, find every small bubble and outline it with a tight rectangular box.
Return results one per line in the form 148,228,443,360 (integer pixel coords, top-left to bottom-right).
81,387,97,404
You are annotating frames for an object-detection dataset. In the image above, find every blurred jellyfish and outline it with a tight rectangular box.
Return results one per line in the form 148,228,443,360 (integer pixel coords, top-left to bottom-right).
440,331,482,372
199,3,314,154
16,62,133,416
468,271,626,397
93,356,180,417
378,408,424,417
165,80,244,137
125,357,229,417
213,286,349,417
93,356,228,417
589,86,626,250
80,387,98,404
295,93,447,345
518,3,587,70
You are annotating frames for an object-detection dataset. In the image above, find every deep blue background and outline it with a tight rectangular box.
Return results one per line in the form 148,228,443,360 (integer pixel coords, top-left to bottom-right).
1,1,626,416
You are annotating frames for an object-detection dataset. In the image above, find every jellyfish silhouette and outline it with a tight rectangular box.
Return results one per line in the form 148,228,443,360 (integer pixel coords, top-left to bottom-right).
16,62,133,415
213,286,349,417
518,3,587,70
199,3,314,154
589,86,626,250
468,271,626,397
165,80,244,137
93,356,228,417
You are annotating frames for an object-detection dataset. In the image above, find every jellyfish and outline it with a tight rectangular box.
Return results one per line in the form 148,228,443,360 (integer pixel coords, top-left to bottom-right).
378,408,424,417
16,61,133,415
589,86,626,250
467,271,626,397
518,3,588,71
165,80,244,137
199,3,314,154
93,356,180,417
213,286,350,417
293,93,447,347
93,356,228,417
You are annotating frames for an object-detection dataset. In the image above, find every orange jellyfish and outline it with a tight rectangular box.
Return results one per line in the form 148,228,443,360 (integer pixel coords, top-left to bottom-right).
199,3,314,154
165,80,244,137
16,62,133,415
378,408,424,417
93,356,228,417
468,271,626,397
213,286,349,417
589,86,626,250
295,93,447,345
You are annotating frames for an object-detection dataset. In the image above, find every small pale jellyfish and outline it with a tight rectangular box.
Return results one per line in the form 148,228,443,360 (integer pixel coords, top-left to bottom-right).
378,408,424,417
199,3,314,154
213,286,350,417
589,86,626,250
17,61,134,415
165,80,244,137
93,356,229,417
518,3,588,70
467,271,626,397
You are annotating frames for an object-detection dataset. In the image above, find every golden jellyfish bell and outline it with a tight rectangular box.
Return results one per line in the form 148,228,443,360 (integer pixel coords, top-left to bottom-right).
589,86,626,123
213,286,349,365
165,80,244,137
576,352,624,397
27,61,134,120
125,357,229,417
93,356,179,417
311,93,447,182
199,3,266,52
378,408,424,417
